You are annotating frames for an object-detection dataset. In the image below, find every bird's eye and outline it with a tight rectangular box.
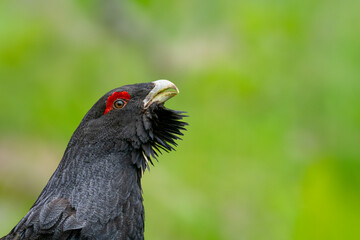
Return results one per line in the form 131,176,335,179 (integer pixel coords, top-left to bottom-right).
113,99,126,109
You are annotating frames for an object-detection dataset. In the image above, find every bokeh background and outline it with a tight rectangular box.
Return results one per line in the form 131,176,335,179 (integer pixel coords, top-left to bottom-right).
1,0,359,239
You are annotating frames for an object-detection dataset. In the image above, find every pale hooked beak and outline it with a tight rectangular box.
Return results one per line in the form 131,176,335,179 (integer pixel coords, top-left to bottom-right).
143,80,179,109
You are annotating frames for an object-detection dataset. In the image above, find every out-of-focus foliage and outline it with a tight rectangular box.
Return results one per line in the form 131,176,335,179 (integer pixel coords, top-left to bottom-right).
1,0,359,239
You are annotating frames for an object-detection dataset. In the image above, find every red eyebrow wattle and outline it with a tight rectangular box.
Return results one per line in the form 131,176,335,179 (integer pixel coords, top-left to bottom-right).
104,91,131,115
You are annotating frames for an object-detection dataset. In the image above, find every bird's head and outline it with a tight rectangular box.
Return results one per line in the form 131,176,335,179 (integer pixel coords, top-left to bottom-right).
71,80,187,172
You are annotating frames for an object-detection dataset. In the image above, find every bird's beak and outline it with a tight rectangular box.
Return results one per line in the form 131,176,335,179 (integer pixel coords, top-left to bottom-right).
143,79,179,109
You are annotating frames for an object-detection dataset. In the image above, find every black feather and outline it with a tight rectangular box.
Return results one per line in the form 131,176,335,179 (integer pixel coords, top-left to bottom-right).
1,81,187,240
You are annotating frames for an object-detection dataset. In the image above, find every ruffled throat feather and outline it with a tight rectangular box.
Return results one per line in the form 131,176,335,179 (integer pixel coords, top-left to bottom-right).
131,105,188,173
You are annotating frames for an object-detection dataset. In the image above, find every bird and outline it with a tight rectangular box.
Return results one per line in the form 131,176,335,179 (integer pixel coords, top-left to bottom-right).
1,80,187,240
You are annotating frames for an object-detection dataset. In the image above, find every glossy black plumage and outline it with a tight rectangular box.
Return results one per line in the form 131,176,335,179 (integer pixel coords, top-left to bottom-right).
1,81,187,240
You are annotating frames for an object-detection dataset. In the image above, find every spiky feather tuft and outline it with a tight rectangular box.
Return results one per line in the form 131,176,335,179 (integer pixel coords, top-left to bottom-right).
131,105,188,172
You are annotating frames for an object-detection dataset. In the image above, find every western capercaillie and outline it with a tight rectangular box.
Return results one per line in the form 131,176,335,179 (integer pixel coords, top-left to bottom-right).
1,80,187,240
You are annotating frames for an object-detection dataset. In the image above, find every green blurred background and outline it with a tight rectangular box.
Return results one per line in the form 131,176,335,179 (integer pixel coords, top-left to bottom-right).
1,0,359,239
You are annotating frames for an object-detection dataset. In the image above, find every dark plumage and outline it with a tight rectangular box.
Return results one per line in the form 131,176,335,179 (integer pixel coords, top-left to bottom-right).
1,80,187,240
